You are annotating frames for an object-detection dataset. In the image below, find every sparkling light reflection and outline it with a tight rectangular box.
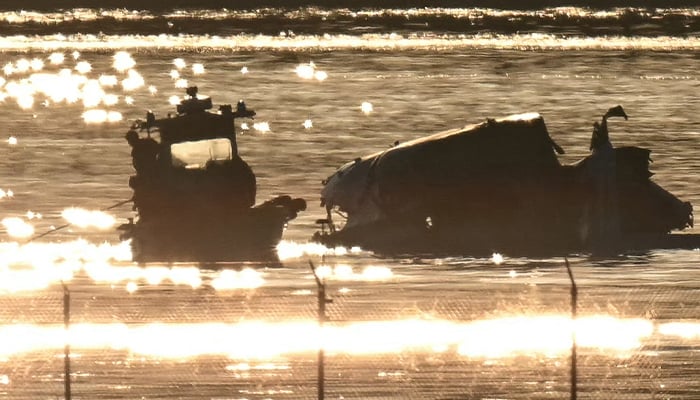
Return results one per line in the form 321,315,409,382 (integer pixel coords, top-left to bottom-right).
253,122,270,133
0,52,147,126
74,60,91,74
82,109,123,123
191,63,205,75
121,69,144,91
658,322,700,339
0,315,689,360
314,264,393,281
276,240,358,260
61,207,116,229
295,62,315,79
48,52,64,65
112,51,136,72
211,268,265,290
1,217,34,238
0,189,14,199
0,32,696,52
0,240,277,293
173,58,186,69
491,252,504,264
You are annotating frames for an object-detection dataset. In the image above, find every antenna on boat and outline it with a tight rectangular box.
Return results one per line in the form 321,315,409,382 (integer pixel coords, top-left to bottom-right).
62,281,72,400
565,257,578,400
309,260,332,400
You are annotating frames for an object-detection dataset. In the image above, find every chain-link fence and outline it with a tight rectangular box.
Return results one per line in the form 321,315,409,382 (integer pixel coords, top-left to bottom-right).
1,254,698,399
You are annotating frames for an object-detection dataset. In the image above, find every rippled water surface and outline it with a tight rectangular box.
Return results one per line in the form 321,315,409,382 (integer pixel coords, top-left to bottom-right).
0,6,699,399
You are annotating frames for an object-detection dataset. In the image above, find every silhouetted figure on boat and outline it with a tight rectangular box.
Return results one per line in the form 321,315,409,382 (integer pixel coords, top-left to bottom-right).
582,105,628,248
126,129,160,178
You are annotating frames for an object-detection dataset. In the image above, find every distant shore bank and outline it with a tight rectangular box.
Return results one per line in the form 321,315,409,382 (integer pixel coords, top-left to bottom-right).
1,0,699,12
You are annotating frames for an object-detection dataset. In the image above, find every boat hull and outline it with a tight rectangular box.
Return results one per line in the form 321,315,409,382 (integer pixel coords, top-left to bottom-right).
120,203,293,263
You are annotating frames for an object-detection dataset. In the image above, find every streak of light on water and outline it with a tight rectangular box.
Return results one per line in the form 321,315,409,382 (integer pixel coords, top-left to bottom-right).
0,34,698,52
0,239,394,293
0,316,696,359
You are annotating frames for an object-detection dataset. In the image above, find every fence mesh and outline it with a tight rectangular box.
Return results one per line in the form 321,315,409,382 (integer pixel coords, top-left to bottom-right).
0,254,698,399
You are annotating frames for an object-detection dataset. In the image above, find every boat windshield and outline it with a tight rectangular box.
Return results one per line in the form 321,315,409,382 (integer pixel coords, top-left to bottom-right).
171,138,232,169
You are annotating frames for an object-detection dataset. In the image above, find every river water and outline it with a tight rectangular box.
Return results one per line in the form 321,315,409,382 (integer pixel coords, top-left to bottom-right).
0,6,699,399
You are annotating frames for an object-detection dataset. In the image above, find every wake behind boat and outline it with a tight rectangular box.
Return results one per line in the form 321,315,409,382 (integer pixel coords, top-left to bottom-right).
313,107,696,256
119,87,306,263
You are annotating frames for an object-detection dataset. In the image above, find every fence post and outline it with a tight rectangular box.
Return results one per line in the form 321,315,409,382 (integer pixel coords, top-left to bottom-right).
62,281,72,400
309,261,332,400
564,258,577,400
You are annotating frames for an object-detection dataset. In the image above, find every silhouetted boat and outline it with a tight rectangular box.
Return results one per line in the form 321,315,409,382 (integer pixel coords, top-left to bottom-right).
119,87,306,262
313,107,697,256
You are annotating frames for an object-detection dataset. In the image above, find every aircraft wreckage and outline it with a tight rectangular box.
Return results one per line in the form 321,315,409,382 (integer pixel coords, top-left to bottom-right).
313,106,696,256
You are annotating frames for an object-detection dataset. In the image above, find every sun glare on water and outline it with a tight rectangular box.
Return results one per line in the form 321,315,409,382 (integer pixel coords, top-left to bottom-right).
253,122,271,133
82,109,122,123
276,240,361,260
295,62,327,81
0,316,694,360
173,58,186,70
1,217,34,239
112,51,136,72
0,51,148,124
192,63,205,75
313,264,393,282
0,239,277,294
61,207,116,229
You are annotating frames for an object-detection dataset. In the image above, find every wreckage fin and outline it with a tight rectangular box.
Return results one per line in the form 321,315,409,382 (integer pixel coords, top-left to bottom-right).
604,105,628,121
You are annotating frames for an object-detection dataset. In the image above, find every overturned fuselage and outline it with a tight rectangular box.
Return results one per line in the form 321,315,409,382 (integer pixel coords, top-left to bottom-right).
314,111,694,256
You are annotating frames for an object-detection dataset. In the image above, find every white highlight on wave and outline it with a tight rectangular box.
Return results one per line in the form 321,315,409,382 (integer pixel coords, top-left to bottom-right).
121,69,144,91
173,58,186,70
0,51,142,122
253,122,270,133
491,252,504,264
0,315,689,360
0,240,267,293
360,101,373,114
113,51,136,72
0,33,697,52
61,207,116,229
82,109,122,123
211,268,265,290
276,240,362,260
657,321,700,339
0,240,132,292
1,217,34,239
295,62,327,81
1,7,697,23
192,63,205,75
313,264,393,282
